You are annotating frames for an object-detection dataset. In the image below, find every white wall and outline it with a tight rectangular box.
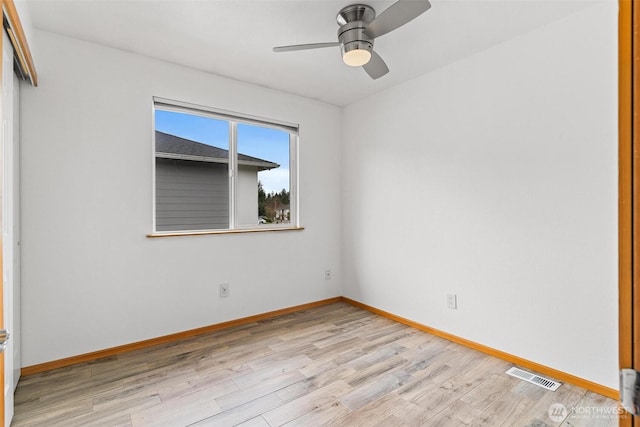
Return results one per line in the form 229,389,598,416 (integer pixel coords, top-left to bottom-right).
342,3,618,389
20,30,342,366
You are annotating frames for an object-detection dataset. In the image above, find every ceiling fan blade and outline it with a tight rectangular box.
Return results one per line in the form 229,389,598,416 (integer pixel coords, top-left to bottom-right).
363,50,389,80
365,0,431,39
273,42,340,52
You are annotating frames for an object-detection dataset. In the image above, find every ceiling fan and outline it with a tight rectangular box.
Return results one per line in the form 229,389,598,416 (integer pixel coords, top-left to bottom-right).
273,0,431,80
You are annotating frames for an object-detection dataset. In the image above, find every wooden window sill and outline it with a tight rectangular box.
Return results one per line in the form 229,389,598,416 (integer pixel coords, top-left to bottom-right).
147,227,304,238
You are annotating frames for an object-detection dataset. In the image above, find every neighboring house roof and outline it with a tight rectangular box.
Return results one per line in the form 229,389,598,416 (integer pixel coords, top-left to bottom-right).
155,131,279,171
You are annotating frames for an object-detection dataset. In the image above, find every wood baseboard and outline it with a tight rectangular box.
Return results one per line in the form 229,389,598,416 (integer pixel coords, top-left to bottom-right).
340,297,618,400
20,297,342,376
21,295,619,401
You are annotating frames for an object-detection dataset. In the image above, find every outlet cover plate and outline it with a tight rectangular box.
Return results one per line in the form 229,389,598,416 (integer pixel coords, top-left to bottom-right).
220,283,229,297
447,294,457,309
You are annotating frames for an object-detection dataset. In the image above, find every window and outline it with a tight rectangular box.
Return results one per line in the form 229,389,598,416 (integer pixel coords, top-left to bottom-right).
152,98,298,233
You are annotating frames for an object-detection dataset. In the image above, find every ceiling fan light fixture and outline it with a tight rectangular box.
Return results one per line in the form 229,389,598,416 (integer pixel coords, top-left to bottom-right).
343,48,371,66
341,39,373,66
272,0,432,79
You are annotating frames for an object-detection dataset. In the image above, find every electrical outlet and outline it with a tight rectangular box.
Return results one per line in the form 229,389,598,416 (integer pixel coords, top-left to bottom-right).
325,270,332,280
447,293,457,310
220,283,229,298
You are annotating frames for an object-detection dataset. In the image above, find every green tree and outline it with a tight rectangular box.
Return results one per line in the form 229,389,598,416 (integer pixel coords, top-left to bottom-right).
257,184,290,222
279,188,290,205
258,181,266,217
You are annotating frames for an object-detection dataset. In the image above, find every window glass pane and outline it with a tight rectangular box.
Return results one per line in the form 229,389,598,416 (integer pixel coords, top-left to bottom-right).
155,109,230,231
236,123,290,226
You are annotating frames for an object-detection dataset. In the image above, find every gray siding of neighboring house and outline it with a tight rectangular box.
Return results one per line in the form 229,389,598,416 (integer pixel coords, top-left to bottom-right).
155,158,229,231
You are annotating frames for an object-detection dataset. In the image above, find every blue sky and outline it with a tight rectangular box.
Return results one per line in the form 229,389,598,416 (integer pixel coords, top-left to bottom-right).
155,109,290,194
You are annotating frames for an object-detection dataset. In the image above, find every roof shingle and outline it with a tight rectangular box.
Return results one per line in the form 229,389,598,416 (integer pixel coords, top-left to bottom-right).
155,131,279,170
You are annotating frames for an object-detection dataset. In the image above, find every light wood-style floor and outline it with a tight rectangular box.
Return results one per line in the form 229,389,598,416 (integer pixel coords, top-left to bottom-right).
12,303,621,426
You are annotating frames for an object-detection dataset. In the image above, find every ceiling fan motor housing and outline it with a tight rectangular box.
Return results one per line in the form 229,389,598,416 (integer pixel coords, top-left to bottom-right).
337,4,376,63
336,4,375,25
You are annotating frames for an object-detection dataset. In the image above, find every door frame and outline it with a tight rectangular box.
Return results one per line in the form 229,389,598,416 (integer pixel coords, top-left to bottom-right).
619,0,636,426
0,2,36,425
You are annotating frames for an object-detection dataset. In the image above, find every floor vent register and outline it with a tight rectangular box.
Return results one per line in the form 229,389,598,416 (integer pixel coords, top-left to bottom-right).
506,367,561,391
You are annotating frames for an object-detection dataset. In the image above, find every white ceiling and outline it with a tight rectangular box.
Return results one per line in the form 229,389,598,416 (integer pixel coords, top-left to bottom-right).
26,0,597,106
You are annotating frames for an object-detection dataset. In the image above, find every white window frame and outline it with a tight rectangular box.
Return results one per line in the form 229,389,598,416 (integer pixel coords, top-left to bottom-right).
151,97,300,234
